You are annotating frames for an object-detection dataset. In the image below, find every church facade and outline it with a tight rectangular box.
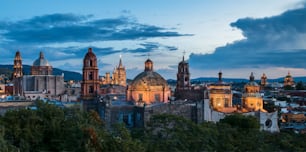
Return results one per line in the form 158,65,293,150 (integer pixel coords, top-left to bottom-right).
13,51,65,100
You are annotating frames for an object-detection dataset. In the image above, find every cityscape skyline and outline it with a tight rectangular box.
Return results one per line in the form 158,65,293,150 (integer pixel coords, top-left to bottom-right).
1,0,306,79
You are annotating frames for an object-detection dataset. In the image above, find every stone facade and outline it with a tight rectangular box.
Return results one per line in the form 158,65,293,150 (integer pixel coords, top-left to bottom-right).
98,98,197,128
22,75,65,100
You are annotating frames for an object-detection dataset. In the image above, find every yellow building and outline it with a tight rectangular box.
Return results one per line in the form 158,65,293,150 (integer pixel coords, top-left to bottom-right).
126,58,171,105
101,56,126,87
208,72,233,112
242,72,266,112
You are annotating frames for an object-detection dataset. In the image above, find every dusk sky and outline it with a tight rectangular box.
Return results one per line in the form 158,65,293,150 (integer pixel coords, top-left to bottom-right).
1,0,306,79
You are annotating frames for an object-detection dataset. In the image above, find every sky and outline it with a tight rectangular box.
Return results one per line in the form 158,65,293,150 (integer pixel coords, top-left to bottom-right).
1,0,306,79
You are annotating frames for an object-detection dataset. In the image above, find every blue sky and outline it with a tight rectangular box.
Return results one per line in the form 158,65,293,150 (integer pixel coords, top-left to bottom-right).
1,0,306,79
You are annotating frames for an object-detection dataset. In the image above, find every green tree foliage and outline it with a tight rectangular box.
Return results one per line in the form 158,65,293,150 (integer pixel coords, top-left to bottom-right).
1,103,306,151
295,81,305,90
0,101,144,152
219,114,260,131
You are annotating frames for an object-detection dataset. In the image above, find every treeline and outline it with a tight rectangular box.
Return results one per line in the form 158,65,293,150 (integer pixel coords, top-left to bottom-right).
0,102,305,152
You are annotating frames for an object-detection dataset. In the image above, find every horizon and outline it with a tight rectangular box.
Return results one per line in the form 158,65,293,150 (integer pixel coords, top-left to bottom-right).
1,1,306,79
1,63,302,81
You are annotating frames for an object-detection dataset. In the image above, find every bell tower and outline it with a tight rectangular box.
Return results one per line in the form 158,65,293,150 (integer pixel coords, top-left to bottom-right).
242,72,265,112
13,51,23,78
260,73,267,90
13,51,23,96
81,48,99,100
115,55,126,87
176,54,191,91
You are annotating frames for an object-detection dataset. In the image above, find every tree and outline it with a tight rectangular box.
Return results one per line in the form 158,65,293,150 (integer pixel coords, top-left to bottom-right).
219,114,260,131
295,81,304,90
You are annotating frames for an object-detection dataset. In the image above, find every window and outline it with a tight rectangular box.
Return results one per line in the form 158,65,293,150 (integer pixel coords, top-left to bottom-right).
185,77,189,82
224,98,229,107
155,94,160,102
89,86,94,93
138,94,143,101
265,119,272,128
90,60,93,67
89,72,93,80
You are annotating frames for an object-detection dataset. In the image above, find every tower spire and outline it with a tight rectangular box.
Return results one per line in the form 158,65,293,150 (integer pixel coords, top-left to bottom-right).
218,71,222,82
183,50,186,61
250,72,255,81
39,51,44,59
119,54,123,68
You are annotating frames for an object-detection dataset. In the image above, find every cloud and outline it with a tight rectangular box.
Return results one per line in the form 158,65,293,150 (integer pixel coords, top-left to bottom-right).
189,4,306,70
0,13,192,44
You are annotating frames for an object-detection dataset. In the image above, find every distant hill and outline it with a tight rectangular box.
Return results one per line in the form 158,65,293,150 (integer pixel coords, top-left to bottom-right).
168,76,306,84
0,65,82,81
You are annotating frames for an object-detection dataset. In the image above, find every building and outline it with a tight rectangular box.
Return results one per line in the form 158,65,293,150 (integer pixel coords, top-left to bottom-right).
31,52,52,75
126,58,171,105
284,72,295,87
12,51,23,78
12,51,23,96
101,56,126,87
174,55,204,101
242,72,266,112
260,73,267,90
175,55,191,92
81,48,100,100
13,51,65,100
22,75,65,100
208,71,234,112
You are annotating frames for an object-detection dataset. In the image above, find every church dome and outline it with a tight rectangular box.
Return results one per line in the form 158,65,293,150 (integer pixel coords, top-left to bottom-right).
33,52,50,66
129,58,169,90
130,71,169,90
127,58,170,104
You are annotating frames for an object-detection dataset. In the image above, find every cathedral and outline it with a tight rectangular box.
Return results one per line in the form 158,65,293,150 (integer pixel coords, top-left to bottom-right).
13,51,65,100
101,56,126,87
126,58,171,105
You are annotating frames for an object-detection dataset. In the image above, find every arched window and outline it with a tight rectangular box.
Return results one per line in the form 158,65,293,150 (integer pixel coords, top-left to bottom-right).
89,86,94,93
89,72,93,80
